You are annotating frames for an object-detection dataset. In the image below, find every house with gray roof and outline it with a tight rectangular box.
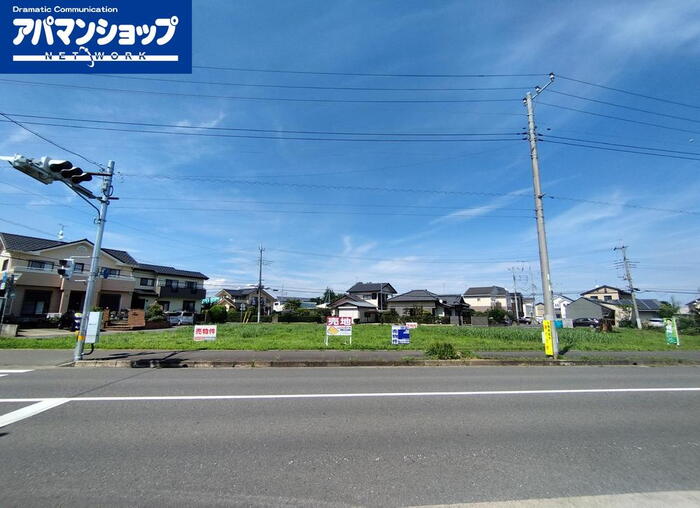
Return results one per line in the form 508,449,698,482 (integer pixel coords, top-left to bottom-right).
387,290,470,324
328,293,381,323
346,282,397,311
215,287,276,315
0,231,207,320
462,286,515,313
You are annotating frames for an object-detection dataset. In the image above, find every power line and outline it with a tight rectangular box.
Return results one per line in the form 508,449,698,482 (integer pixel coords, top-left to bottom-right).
546,194,699,216
0,202,534,220
0,112,104,169
549,90,700,125
193,65,546,78
541,134,700,157
540,138,700,162
537,101,700,136
0,78,520,104
1,112,521,137
0,118,522,143
0,218,55,237
557,75,700,111
95,74,530,92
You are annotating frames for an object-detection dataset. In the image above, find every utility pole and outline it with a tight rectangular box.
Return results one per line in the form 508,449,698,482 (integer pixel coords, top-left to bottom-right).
508,267,522,323
614,245,642,329
257,245,264,323
528,265,537,320
74,160,115,361
524,73,559,357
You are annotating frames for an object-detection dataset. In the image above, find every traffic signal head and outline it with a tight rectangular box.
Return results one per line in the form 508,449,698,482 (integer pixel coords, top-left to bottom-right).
57,259,75,279
39,157,92,184
59,166,93,184
40,156,73,174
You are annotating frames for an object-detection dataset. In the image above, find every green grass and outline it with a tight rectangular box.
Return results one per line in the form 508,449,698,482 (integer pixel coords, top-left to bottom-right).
1,323,698,351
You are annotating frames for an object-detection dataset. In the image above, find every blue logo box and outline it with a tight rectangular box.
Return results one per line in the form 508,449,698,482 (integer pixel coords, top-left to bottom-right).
2,0,191,73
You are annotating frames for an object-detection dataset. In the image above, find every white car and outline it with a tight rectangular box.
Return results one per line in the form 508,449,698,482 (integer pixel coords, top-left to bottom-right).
166,311,195,326
646,318,665,328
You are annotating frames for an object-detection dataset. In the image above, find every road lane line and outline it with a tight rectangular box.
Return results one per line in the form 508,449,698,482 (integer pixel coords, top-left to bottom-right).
0,374,6,378
1,387,699,405
0,398,69,428
0,369,33,374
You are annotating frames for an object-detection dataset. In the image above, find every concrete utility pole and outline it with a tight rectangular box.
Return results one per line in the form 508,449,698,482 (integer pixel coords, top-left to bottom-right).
74,160,115,361
257,245,264,323
614,245,642,329
524,73,559,357
528,265,537,320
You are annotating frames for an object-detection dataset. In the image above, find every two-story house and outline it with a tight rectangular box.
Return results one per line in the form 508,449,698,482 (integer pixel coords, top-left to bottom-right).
0,232,208,320
133,264,207,312
570,285,661,325
462,286,513,313
327,282,397,323
346,282,397,310
215,287,276,315
386,290,470,324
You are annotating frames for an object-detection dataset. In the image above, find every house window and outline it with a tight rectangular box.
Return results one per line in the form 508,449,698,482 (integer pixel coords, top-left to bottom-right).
28,260,54,270
183,300,195,312
21,290,52,316
74,262,85,273
371,293,377,299
140,278,155,287
184,281,196,289
604,295,612,301
165,279,177,288
159,301,170,311
1,259,8,271
590,296,598,300
102,268,121,278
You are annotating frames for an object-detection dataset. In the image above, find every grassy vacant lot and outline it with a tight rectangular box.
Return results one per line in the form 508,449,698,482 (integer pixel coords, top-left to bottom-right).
0,323,697,351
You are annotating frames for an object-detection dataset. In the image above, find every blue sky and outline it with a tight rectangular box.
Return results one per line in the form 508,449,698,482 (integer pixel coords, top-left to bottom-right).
1,0,699,302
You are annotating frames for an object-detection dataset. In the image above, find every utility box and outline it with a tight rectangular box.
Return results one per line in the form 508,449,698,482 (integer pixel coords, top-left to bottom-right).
85,311,102,344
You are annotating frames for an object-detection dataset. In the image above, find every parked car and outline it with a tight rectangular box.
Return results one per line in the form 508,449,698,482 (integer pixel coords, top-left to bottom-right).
646,318,665,328
166,311,194,325
572,317,599,328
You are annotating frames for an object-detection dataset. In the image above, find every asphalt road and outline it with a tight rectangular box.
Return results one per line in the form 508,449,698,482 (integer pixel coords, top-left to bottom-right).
1,366,699,507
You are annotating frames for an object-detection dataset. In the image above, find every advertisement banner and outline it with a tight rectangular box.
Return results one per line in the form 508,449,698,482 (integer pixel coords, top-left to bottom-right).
664,318,680,346
3,0,192,73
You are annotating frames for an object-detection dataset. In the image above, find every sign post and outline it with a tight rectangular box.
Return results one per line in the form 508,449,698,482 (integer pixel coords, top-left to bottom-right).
326,316,352,346
664,318,680,346
85,311,102,344
194,324,217,342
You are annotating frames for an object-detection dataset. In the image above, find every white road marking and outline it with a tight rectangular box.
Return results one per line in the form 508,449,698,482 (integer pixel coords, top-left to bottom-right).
0,375,6,378
0,398,69,428
0,386,699,405
0,369,33,374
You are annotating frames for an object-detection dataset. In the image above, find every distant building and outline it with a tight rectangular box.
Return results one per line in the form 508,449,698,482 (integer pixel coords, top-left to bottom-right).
346,282,397,310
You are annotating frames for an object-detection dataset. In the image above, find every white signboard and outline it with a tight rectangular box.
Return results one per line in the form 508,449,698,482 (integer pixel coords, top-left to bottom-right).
326,316,352,345
194,325,217,341
391,325,411,345
85,311,102,344
405,322,418,329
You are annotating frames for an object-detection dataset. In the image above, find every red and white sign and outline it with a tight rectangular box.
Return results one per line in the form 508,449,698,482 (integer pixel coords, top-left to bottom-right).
194,325,217,341
327,316,353,327
405,322,419,329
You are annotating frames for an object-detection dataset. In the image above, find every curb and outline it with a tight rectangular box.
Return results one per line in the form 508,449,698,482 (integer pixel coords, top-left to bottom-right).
72,358,700,368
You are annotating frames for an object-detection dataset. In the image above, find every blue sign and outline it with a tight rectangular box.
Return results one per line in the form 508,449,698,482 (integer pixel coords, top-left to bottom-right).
391,325,410,345
3,0,191,73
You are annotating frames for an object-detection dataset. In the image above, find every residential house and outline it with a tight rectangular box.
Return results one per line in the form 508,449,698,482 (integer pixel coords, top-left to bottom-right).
580,285,630,302
328,293,380,323
0,232,208,320
533,295,574,322
386,290,470,323
462,286,518,314
579,285,660,324
566,297,616,322
681,298,700,315
273,296,319,312
568,292,661,326
215,287,276,315
346,282,397,311
132,264,207,312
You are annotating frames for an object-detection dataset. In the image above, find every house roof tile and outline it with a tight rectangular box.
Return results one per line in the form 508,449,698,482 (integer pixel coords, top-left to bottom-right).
347,282,397,294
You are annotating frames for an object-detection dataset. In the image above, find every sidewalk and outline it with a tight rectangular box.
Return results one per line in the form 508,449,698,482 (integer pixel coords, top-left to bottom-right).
1,348,697,369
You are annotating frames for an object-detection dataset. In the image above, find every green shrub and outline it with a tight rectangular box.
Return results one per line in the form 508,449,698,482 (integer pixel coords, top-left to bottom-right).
145,303,165,322
226,309,241,322
208,305,227,323
425,341,459,359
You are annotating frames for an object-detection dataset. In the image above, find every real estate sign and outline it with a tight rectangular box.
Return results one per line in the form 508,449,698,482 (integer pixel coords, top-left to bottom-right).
391,325,410,345
542,320,554,356
194,325,217,341
326,316,352,345
405,322,418,329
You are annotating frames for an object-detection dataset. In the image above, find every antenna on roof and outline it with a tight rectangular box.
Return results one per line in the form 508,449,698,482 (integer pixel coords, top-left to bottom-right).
57,224,65,241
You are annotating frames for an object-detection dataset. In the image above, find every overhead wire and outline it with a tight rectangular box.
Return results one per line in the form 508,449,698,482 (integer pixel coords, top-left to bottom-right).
540,138,700,162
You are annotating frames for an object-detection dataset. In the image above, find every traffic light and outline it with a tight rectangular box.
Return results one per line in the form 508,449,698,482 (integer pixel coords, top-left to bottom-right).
57,259,75,279
40,157,93,184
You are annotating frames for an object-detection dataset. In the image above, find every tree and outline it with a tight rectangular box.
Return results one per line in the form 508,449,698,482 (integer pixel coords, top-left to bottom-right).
145,303,165,322
284,299,302,311
208,305,227,323
313,288,338,304
658,300,680,319
487,307,507,324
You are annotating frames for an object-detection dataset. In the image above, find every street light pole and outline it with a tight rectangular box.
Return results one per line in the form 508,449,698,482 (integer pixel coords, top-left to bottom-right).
74,160,115,361
524,74,559,358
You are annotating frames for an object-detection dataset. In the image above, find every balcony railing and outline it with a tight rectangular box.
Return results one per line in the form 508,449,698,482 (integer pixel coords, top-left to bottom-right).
158,285,206,299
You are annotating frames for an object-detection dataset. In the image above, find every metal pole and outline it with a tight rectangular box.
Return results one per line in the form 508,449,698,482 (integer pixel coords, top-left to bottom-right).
74,160,114,361
511,269,521,323
615,245,642,329
257,245,263,323
525,92,559,357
